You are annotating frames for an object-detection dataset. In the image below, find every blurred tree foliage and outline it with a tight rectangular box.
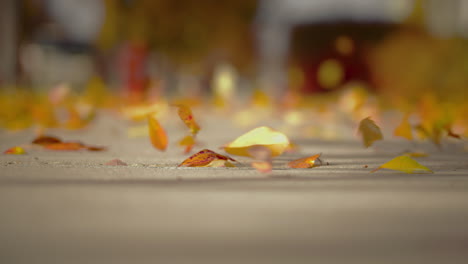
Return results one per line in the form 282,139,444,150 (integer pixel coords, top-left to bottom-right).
98,0,257,68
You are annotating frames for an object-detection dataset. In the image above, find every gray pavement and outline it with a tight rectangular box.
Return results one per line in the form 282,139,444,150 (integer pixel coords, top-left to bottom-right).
1,113,468,264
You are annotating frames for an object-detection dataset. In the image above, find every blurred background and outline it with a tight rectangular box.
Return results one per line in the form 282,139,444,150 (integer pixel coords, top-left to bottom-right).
0,0,467,108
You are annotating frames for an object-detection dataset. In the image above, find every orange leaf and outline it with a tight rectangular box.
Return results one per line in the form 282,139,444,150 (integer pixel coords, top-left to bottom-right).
288,154,322,168
148,114,168,151
394,114,413,140
44,142,86,151
86,146,106,151
178,149,236,167
358,117,383,148
4,146,26,155
32,135,62,145
175,104,200,135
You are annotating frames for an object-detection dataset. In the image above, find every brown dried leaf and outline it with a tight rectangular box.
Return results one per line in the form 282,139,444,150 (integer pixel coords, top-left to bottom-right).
32,135,62,145
178,149,236,167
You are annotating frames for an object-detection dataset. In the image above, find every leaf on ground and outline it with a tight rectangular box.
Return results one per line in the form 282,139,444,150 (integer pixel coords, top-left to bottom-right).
358,117,383,148
223,126,290,157
148,114,168,151
179,135,196,154
174,104,200,135
371,155,433,174
4,146,26,155
32,135,105,151
105,159,127,166
44,142,87,151
178,149,236,167
288,154,322,168
394,114,413,140
32,135,62,145
403,151,428,158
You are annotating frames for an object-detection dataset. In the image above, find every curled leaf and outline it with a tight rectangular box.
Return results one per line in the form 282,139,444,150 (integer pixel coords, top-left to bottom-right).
4,146,26,155
288,154,322,168
174,104,200,135
148,114,168,151
224,126,290,157
178,149,236,167
371,155,433,174
32,135,62,145
358,117,383,148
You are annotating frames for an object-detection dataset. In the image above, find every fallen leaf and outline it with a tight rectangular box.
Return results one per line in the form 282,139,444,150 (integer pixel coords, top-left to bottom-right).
224,126,290,157
178,149,236,167
4,146,26,155
148,114,168,151
404,151,428,158
174,104,200,135
86,146,106,151
105,159,127,166
179,135,196,154
32,135,105,151
44,142,86,151
358,117,383,148
371,155,433,174
288,154,322,168
32,135,62,145
394,114,413,140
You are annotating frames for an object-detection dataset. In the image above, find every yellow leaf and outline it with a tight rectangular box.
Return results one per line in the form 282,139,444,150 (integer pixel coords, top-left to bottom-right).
148,114,168,151
224,126,290,157
394,114,413,140
178,149,236,167
371,155,433,174
358,117,383,148
178,134,196,154
288,154,322,168
4,146,26,155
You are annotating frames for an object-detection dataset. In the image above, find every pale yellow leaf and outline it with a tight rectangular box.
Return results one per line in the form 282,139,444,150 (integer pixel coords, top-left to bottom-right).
224,126,290,157
371,155,433,174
